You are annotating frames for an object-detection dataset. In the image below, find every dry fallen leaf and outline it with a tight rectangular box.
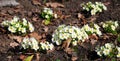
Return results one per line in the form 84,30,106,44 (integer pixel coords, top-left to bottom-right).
89,34,98,40
103,34,109,39
32,0,41,5
78,13,84,19
29,32,42,42
104,2,110,5
87,16,97,22
89,34,98,45
43,26,48,32
71,56,78,61
64,48,74,55
36,53,40,61
60,15,71,19
19,54,26,61
62,38,72,50
32,17,38,21
46,2,64,8
0,27,6,33
10,42,19,48
8,35,23,43
90,39,97,45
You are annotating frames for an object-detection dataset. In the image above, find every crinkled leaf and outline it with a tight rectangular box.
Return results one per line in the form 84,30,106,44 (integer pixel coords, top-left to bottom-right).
62,38,72,50
29,32,42,42
46,2,64,8
32,0,41,5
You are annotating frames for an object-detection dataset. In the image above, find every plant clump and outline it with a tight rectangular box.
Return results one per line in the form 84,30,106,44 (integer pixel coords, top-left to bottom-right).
52,25,86,46
81,2,107,15
1,16,34,35
95,43,120,58
21,37,54,52
101,21,119,34
81,24,102,36
40,41,54,51
52,24,102,46
41,7,54,25
21,37,39,51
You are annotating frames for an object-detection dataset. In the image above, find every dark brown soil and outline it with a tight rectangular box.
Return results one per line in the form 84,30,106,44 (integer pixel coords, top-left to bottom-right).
0,0,120,61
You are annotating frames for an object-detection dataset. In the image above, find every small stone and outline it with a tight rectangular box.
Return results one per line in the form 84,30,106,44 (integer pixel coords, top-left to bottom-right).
27,12,32,17
7,10,14,15
0,0,19,7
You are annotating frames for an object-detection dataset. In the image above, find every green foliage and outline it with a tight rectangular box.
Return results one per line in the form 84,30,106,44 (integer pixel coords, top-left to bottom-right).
81,2,107,15
117,34,120,43
41,8,53,25
56,59,61,61
101,21,119,34
24,55,34,61
1,16,34,35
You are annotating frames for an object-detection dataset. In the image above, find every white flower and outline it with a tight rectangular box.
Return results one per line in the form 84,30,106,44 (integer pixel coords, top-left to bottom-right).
82,24,90,31
13,16,19,22
91,9,96,15
111,25,115,30
97,51,102,56
21,37,39,51
23,18,28,26
63,33,70,39
18,27,22,31
56,40,62,45
45,15,50,19
21,37,30,49
15,23,20,28
10,20,17,25
50,44,54,50
117,47,120,52
54,14,58,18
48,9,53,15
40,41,54,50
103,5,107,10
94,24,100,29
30,37,39,51
21,28,26,33
71,32,77,38
69,28,74,33
43,8,48,13
28,22,34,32
40,43,46,50
1,20,10,26
114,21,119,27
95,30,102,36
72,41,77,46
105,43,113,49
117,53,120,57
103,49,110,56
8,26,16,33
82,2,107,15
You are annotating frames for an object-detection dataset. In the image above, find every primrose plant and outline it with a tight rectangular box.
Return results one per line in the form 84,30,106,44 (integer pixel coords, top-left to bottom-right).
81,24,102,36
1,16,34,35
52,25,89,46
21,37,39,51
41,7,53,25
95,43,120,58
21,37,54,52
40,41,54,51
101,21,119,34
81,2,107,15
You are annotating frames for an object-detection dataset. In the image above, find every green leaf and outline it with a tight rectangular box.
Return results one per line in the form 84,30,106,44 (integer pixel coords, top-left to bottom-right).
24,55,34,61
44,20,50,25
56,59,61,61
117,35,120,42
